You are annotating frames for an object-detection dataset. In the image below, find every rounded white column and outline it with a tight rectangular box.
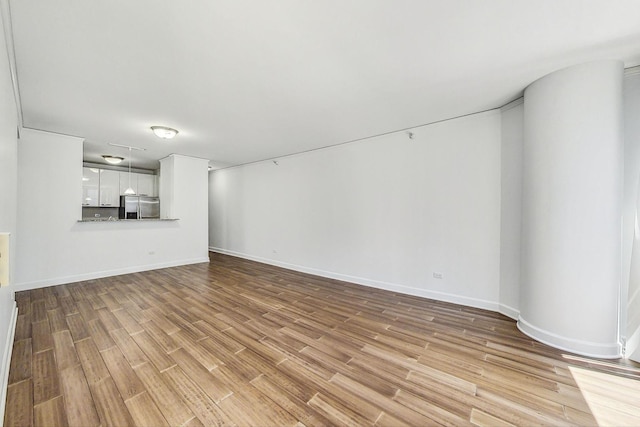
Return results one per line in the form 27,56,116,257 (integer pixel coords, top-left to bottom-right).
518,60,623,358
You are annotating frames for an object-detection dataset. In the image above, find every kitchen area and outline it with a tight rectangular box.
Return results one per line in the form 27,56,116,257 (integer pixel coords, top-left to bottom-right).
15,128,210,289
81,165,161,221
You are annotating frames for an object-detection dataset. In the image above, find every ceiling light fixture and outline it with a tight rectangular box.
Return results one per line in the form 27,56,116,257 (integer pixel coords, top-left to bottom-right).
151,126,178,139
102,155,124,164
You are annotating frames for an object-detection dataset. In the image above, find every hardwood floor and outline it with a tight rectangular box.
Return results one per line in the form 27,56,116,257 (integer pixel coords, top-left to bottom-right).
4,252,640,426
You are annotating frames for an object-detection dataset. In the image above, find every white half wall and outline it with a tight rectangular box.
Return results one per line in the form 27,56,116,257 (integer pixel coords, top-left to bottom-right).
15,129,209,289
210,111,502,310
519,61,623,358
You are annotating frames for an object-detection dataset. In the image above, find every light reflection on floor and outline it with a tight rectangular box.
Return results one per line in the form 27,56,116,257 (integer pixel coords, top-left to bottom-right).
567,364,640,426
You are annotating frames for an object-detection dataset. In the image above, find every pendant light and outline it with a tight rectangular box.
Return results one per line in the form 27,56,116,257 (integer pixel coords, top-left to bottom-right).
123,146,136,195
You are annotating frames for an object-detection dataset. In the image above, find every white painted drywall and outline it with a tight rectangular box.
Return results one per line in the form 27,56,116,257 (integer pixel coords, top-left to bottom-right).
0,3,19,421
159,156,174,220
15,129,209,289
519,61,623,358
210,111,502,310
160,154,210,259
626,182,640,362
499,99,523,319
0,11,16,288
623,69,640,361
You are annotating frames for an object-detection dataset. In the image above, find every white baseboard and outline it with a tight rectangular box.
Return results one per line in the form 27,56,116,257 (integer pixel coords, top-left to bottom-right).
517,316,621,359
0,300,18,427
209,247,500,313
499,303,520,320
13,256,210,291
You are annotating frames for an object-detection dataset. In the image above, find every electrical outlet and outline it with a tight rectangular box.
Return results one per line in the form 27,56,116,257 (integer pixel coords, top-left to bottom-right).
433,272,443,279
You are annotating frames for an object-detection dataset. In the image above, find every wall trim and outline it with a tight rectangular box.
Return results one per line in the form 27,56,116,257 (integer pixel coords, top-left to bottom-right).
212,109,502,172
210,247,499,313
0,300,18,425
517,316,621,359
499,96,524,112
13,257,210,291
498,303,519,320
624,65,640,76
0,0,23,130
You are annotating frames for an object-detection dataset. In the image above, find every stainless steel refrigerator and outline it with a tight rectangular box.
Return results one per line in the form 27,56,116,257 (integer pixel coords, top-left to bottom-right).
119,196,160,219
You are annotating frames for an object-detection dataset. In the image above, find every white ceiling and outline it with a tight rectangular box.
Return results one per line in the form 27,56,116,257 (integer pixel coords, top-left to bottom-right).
8,0,640,170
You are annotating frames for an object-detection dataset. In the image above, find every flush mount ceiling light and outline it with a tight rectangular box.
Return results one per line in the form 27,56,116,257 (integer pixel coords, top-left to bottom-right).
102,155,124,164
151,126,178,139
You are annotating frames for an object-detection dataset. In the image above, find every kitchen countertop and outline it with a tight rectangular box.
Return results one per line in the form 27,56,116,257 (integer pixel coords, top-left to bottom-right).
77,218,179,222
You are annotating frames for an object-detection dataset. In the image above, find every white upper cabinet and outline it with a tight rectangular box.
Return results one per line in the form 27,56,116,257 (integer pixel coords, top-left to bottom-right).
82,167,100,206
119,172,157,196
99,170,120,206
137,173,155,196
83,168,157,207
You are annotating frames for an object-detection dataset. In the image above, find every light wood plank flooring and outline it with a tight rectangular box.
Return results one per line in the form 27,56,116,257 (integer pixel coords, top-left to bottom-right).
4,252,640,426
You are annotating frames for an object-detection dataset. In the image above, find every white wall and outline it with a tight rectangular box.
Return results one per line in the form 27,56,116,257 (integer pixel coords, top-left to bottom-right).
160,154,210,259
519,61,623,358
498,68,640,358
0,0,19,419
499,99,524,319
623,69,640,361
210,111,502,310
15,129,209,289
159,155,175,219
209,63,640,360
